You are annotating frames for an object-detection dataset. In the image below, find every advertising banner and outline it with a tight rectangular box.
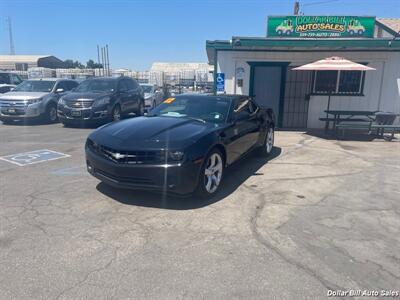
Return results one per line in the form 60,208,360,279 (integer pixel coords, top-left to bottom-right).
267,16,375,38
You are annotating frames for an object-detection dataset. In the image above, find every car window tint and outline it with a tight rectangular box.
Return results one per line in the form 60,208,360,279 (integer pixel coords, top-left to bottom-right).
125,79,136,90
131,79,139,89
119,80,129,92
56,81,69,91
67,81,78,90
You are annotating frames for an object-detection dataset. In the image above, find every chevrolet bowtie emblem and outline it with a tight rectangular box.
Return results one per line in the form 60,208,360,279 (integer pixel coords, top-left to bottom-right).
112,153,125,159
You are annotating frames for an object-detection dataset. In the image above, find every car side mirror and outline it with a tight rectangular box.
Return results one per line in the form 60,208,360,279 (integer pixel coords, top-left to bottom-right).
56,88,64,93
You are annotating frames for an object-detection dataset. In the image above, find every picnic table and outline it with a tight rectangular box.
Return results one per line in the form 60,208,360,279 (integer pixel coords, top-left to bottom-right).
320,110,376,133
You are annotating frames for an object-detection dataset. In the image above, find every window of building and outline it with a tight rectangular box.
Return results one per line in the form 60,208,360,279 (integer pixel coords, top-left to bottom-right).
312,70,365,95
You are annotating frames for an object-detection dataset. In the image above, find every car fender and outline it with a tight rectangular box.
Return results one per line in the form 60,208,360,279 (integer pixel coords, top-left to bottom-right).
40,94,57,113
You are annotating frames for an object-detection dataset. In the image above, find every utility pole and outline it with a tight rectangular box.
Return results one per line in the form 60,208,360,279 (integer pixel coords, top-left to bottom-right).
293,1,300,15
97,45,100,65
6,17,15,55
106,44,110,76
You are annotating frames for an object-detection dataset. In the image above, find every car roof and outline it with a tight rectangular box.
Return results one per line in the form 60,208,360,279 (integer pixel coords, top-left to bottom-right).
86,76,125,81
175,93,247,101
27,78,59,81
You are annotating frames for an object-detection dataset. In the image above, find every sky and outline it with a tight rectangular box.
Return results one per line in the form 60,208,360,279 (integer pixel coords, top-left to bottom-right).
0,0,399,70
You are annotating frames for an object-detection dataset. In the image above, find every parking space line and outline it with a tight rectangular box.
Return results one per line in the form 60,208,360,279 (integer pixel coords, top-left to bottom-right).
0,149,71,166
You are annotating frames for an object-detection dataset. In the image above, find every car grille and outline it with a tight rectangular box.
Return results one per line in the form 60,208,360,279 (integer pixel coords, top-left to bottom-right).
65,99,94,108
95,169,155,185
87,139,165,164
0,100,28,108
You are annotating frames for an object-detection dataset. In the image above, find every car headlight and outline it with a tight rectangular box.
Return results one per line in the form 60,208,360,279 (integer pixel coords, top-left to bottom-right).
168,150,184,161
27,98,43,104
93,97,110,108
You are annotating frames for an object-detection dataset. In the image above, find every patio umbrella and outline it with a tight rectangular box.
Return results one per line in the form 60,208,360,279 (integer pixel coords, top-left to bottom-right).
292,56,375,118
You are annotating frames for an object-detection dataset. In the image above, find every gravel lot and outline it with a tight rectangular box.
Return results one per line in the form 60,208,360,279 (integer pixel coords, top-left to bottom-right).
0,122,399,299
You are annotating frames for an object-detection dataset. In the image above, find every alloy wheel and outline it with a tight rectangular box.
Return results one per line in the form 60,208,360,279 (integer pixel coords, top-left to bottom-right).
266,127,274,154
113,106,121,121
204,153,223,193
49,106,57,122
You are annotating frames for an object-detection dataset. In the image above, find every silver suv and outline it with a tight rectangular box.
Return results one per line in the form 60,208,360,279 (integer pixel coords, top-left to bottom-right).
0,78,78,124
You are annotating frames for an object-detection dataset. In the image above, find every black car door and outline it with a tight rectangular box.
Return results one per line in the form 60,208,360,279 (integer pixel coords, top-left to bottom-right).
227,98,261,162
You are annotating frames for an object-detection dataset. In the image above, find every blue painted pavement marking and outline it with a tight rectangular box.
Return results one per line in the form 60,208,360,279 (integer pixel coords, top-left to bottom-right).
0,149,70,166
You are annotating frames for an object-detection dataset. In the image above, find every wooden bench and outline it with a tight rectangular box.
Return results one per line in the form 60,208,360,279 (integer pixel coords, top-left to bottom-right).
335,122,400,141
320,117,370,131
370,124,400,141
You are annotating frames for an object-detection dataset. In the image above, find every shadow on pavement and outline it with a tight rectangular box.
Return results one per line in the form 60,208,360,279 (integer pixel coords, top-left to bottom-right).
305,129,376,141
96,147,282,210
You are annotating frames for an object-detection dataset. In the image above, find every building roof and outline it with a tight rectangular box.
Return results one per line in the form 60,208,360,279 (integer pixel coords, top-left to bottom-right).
150,62,211,72
206,37,400,65
0,55,53,63
376,18,400,36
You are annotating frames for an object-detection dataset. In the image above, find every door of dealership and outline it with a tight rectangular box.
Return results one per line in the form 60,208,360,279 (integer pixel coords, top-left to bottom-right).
251,64,312,128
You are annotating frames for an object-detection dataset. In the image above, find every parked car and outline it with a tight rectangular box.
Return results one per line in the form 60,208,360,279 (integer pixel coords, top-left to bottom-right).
0,78,78,124
0,72,23,94
58,77,144,126
140,83,163,109
85,94,275,197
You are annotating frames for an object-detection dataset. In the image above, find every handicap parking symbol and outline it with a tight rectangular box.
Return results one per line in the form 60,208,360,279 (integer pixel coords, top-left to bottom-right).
0,149,70,166
216,73,225,93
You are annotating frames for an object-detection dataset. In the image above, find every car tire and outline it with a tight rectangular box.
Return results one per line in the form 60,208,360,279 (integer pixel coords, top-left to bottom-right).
136,100,144,116
259,126,274,157
349,30,354,35
358,29,364,35
195,148,224,198
112,104,121,121
45,103,58,123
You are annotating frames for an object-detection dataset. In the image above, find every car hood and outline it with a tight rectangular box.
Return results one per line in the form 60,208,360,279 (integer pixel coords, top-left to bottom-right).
144,92,154,99
89,116,220,150
0,91,49,101
62,92,112,101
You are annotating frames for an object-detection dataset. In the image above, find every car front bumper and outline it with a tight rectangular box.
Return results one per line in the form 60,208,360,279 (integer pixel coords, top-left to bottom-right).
85,146,202,195
57,105,109,123
0,102,43,120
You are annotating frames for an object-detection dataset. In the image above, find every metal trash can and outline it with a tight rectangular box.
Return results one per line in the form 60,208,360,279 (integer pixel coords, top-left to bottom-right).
375,112,397,125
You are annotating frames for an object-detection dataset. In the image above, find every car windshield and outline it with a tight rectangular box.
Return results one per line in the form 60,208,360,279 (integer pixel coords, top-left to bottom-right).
141,85,153,93
149,96,231,123
13,80,55,92
75,79,116,93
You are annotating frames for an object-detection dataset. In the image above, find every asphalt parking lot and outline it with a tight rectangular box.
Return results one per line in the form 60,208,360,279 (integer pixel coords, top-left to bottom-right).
0,122,399,299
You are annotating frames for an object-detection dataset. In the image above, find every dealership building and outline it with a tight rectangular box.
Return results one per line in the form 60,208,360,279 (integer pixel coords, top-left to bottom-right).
206,17,400,128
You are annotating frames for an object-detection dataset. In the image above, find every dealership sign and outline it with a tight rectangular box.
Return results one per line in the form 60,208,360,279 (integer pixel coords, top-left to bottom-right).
267,16,375,38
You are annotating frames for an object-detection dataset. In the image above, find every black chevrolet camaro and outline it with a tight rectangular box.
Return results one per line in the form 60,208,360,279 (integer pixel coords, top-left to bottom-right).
85,94,275,197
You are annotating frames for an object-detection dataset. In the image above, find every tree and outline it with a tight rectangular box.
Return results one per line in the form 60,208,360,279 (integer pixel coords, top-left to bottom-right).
86,59,103,69
63,59,85,69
